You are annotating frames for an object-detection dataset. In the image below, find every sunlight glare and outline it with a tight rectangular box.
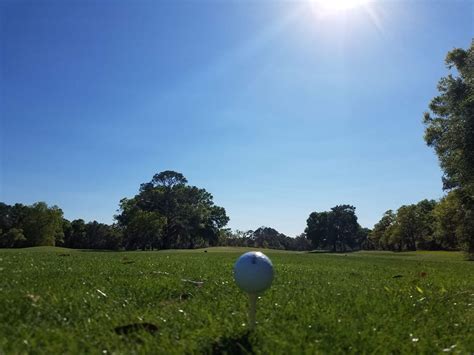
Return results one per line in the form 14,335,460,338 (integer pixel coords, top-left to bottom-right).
312,0,370,13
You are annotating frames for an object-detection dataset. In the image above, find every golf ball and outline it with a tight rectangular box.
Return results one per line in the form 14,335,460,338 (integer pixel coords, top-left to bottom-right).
234,251,274,294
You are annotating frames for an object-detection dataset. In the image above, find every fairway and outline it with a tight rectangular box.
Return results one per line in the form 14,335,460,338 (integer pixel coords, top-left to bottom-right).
0,248,472,354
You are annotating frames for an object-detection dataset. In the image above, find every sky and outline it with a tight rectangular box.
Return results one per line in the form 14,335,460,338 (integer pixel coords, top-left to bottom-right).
1,0,473,236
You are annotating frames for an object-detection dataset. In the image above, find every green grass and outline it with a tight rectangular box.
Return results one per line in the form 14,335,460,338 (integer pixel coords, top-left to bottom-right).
0,248,472,354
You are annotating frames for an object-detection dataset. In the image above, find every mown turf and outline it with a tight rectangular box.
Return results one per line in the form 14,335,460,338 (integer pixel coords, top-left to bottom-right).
0,247,472,354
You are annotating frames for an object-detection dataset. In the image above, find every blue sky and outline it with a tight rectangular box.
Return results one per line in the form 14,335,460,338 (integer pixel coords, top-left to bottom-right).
1,0,472,236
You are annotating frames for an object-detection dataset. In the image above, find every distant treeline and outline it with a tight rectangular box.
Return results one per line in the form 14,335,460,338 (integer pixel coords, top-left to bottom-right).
0,192,470,254
0,193,467,255
0,202,122,250
217,227,312,251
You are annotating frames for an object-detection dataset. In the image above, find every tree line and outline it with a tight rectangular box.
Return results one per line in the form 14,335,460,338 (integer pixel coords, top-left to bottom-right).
217,227,312,251
368,194,472,253
0,191,469,255
0,171,229,251
1,42,472,256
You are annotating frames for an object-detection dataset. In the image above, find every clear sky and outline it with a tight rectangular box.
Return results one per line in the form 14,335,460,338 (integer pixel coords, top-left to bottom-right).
1,0,473,236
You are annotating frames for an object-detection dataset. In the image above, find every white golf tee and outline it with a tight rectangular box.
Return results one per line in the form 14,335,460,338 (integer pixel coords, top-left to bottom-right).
249,293,257,330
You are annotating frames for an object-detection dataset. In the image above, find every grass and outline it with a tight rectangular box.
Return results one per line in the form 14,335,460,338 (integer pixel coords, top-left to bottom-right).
0,247,472,354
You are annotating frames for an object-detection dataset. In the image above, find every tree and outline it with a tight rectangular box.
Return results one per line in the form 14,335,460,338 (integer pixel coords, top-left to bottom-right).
116,171,229,249
249,227,291,250
433,191,462,250
63,219,86,248
305,205,362,252
0,203,12,232
368,210,395,250
356,227,371,250
327,205,359,252
122,211,165,250
0,228,26,248
389,205,418,251
370,201,437,252
423,41,474,257
414,199,437,249
0,202,63,248
21,202,64,247
290,233,312,251
62,219,123,250
424,41,474,192
305,211,329,250
151,170,187,188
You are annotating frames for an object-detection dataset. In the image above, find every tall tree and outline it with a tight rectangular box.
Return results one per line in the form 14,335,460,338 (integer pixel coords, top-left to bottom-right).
327,205,359,252
423,41,474,257
424,41,474,192
116,171,229,249
305,205,362,252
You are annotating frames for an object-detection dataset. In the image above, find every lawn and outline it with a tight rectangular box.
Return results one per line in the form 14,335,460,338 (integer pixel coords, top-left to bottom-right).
0,247,472,354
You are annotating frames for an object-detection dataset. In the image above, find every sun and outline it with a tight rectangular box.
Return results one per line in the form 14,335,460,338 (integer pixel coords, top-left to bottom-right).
312,0,370,13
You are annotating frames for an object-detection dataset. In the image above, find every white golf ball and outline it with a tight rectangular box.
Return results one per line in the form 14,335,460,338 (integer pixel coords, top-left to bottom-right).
234,251,274,294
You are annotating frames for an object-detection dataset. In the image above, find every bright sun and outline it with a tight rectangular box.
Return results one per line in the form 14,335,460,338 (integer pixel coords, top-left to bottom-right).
313,0,369,13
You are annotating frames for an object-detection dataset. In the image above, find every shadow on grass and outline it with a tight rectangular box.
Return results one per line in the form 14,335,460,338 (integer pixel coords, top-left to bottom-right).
209,331,254,355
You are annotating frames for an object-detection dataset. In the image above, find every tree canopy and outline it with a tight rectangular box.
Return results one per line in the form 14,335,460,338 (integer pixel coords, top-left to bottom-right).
305,205,367,252
424,41,474,192
0,202,64,247
115,171,229,250
423,41,474,257
369,200,437,252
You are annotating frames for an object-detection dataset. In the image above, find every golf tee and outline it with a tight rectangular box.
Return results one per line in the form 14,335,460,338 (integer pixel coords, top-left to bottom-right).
249,293,257,330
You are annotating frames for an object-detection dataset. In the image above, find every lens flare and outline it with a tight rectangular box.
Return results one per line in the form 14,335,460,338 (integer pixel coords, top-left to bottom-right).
313,0,370,13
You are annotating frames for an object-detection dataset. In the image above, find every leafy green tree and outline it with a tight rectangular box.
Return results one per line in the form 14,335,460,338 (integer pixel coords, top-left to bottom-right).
433,191,462,250
83,221,121,250
62,219,123,250
327,205,360,252
388,205,418,251
368,210,395,250
0,203,12,232
21,202,64,246
372,201,437,251
290,233,313,251
424,41,474,257
58,219,72,247
123,211,165,250
414,199,437,249
64,219,87,248
0,202,63,248
424,41,474,192
0,228,26,248
249,227,290,250
305,211,329,250
356,227,371,250
116,171,229,249
0,203,28,234
306,205,362,252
